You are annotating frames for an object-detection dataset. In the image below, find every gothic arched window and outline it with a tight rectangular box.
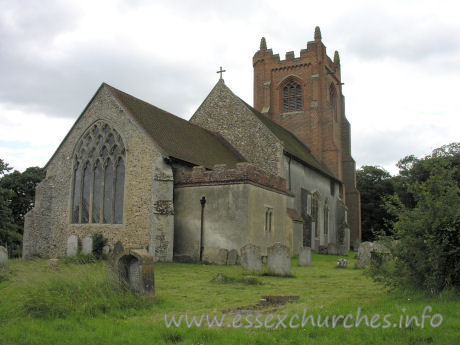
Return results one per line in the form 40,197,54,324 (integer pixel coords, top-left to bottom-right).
71,122,126,224
282,80,302,112
312,192,320,238
329,83,337,121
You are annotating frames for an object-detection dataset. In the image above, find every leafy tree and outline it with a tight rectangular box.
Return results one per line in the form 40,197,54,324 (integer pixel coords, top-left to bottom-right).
370,143,460,293
0,159,21,257
0,166,45,228
0,160,45,257
357,165,395,241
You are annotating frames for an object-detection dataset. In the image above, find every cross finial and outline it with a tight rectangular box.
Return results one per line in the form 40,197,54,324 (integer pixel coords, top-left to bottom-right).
216,66,226,80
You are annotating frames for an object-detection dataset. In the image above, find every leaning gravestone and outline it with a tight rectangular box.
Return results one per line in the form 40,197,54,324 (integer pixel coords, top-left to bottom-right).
66,235,78,256
267,242,291,276
0,246,8,266
81,236,93,255
298,246,311,266
240,244,262,274
227,249,238,265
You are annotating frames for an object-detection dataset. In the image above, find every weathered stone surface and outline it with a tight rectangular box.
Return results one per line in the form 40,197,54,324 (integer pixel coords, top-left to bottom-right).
115,249,155,296
336,258,347,268
22,87,175,262
0,246,8,266
298,247,311,266
355,241,390,268
240,244,262,274
327,243,338,255
66,235,78,256
267,242,291,276
202,247,228,265
81,236,93,255
227,249,238,265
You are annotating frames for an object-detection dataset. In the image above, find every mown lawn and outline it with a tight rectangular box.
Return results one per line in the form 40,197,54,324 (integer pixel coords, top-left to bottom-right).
0,253,458,345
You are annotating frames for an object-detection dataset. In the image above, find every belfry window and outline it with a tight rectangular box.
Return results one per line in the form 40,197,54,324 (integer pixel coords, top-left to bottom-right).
71,122,126,224
282,80,302,112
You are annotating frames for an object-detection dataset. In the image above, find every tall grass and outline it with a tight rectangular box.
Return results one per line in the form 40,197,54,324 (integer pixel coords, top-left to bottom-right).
0,259,154,320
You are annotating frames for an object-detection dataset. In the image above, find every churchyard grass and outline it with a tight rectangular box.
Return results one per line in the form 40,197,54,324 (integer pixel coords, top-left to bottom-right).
0,253,458,345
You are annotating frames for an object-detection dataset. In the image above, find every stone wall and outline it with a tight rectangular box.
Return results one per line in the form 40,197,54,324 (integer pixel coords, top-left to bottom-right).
285,158,344,252
23,85,174,261
190,80,284,177
174,166,291,261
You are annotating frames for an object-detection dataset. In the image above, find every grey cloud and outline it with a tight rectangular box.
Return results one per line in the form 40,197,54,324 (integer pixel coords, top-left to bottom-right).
330,5,460,63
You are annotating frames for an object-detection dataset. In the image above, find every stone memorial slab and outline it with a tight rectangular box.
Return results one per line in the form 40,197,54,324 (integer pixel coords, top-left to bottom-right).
82,236,93,255
66,235,78,256
227,249,238,265
202,247,228,265
115,249,155,296
298,246,311,266
0,246,8,266
240,244,262,274
327,243,338,255
267,242,291,276
355,241,390,268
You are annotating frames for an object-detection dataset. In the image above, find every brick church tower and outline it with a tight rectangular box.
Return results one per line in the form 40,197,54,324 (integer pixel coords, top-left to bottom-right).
252,27,361,248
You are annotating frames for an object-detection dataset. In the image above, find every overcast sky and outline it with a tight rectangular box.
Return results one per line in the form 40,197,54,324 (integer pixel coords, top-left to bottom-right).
1,0,459,175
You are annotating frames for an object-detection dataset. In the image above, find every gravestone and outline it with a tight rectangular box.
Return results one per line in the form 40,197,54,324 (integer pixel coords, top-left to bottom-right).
66,235,78,256
202,247,228,265
327,243,338,255
240,244,262,274
0,246,8,266
227,249,238,265
298,246,311,266
337,228,350,256
115,249,155,296
81,236,93,255
355,241,390,268
267,242,291,276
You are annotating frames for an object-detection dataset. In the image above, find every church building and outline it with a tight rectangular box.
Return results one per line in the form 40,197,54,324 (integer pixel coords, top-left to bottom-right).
23,27,361,262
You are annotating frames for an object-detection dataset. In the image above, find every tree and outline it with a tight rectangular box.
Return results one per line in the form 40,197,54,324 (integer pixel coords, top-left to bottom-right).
356,165,395,241
370,143,460,293
0,159,21,257
0,166,45,228
0,161,45,257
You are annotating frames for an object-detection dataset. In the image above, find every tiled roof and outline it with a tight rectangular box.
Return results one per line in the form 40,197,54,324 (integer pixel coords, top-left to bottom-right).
239,99,340,181
105,84,245,169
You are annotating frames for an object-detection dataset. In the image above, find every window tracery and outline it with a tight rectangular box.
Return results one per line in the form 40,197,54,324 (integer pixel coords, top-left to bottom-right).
71,122,126,224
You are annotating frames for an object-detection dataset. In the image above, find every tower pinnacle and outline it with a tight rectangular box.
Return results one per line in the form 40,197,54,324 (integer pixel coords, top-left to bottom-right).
314,26,322,41
260,37,267,51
